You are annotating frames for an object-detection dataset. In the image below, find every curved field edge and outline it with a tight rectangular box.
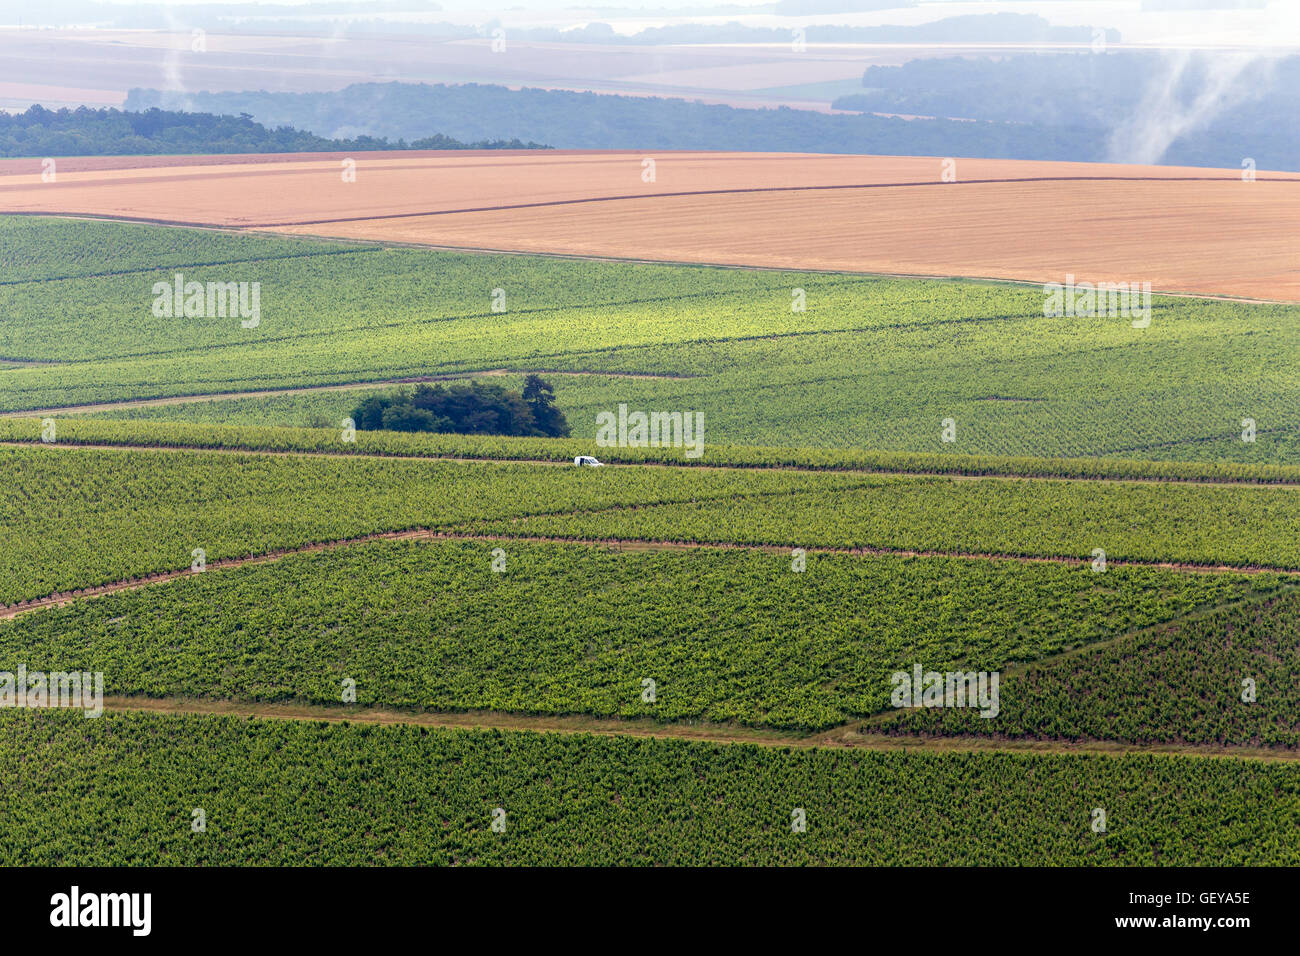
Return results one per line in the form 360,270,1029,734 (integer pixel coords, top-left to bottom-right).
4,418,1300,485
4,216,1299,463
3,711,1297,866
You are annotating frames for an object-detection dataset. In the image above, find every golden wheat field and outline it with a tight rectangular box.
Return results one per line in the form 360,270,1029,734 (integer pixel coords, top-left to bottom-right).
3,149,1297,299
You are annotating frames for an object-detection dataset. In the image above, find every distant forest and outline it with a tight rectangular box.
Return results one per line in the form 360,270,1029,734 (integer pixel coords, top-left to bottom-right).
126,83,1109,162
832,52,1300,169
127,66,1300,170
0,106,549,159
834,52,1297,127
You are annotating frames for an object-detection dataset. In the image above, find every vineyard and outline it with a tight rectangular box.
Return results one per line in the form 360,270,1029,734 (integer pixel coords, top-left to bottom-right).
0,538,1267,731
3,443,1300,610
875,586,1300,746
0,216,350,284
0,213,1297,867
2,711,1296,866
8,417,1300,484
465,475,1300,568
0,443,870,604
3,216,1299,463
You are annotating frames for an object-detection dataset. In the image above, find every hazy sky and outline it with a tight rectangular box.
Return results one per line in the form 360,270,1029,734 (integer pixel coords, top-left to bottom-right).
1,0,1295,50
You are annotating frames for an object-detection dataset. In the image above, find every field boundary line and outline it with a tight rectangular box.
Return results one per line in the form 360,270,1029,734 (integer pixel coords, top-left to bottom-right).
84,695,1300,761
260,231,1300,305
851,581,1298,732
3,529,1296,621
3,438,1299,488
0,246,381,288
239,174,1300,227
0,357,60,367
0,307,1041,380
19,175,1296,230
22,278,823,368
0,368,692,417
1095,426,1299,457
8,213,1292,304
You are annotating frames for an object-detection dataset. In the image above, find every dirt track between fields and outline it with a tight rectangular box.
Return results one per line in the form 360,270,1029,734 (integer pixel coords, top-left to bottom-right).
3,527,1295,623
86,695,1300,761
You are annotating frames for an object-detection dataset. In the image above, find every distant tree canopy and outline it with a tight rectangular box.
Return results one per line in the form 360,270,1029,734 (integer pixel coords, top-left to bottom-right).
351,375,570,437
0,105,548,158
122,48,1300,171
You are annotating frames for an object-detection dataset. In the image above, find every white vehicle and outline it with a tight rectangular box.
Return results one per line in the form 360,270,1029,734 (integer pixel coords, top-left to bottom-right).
574,455,605,467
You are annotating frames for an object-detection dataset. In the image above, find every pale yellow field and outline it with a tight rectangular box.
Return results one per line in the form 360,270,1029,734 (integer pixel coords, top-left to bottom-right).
3,150,1297,300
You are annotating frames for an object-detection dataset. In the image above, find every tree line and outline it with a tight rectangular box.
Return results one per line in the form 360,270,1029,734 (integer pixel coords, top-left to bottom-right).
0,105,548,158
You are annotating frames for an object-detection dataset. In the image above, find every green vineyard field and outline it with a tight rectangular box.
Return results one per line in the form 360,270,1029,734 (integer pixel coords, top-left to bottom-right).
3,211,1297,869
4,216,1299,462
4,443,1300,609
0,538,1268,730
875,585,1300,747
8,417,1300,484
1,711,1296,866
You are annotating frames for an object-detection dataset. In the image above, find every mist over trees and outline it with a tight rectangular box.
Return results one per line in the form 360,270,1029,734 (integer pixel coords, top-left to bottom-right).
126,61,1300,171
127,82,1109,162
833,52,1300,168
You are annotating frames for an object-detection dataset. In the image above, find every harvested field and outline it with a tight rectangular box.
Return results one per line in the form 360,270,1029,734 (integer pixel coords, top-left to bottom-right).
3,150,1297,299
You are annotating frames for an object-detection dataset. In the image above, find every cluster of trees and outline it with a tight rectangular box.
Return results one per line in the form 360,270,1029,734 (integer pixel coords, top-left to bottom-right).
0,106,546,158
351,375,570,437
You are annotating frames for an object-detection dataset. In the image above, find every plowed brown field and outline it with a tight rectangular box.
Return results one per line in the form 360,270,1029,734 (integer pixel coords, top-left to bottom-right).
4,150,1297,300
